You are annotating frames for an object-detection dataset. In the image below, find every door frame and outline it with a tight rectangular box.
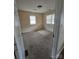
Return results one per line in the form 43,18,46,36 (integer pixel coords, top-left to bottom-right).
51,0,64,59
14,0,25,59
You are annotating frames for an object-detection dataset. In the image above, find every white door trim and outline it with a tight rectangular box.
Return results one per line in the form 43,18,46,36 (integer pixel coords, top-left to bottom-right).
51,0,64,59
14,0,25,59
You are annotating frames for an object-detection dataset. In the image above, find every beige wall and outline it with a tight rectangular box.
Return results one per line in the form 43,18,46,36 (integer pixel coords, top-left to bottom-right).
18,10,43,33
18,10,55,33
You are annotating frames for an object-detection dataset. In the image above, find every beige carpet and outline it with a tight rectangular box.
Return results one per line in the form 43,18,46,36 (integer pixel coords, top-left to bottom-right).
22,30,53,59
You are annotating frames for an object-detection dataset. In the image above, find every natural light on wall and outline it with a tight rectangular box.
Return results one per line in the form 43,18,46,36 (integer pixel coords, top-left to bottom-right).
46,14,55,24
30,16,36,25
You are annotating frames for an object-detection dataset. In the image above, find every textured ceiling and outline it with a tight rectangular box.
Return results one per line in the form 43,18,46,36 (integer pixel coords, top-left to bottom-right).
16,0,55,13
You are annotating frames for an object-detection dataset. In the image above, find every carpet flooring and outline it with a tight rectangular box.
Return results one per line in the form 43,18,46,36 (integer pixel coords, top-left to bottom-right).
22,30,53,59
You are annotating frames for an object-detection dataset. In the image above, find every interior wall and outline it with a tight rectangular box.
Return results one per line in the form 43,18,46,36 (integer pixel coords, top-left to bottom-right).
43,11,55,32
18,10,43,33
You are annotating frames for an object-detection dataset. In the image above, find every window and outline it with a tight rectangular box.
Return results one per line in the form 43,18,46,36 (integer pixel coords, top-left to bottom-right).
46,14,55,24
30,16,36,25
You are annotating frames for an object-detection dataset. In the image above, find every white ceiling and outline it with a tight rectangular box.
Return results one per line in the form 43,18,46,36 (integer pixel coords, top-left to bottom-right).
16,0,55,13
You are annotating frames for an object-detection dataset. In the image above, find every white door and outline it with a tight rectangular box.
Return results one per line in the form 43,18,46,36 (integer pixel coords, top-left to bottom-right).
14,0,25,59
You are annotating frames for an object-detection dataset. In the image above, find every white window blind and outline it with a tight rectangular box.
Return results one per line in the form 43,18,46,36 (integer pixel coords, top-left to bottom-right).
46,14,55,24
30,16,36,25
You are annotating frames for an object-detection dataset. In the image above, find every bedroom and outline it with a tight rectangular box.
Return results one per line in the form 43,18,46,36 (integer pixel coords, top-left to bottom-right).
18,10,55,59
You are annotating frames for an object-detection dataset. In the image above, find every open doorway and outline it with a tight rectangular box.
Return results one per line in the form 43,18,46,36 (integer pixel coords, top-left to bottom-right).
15,0,64,59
